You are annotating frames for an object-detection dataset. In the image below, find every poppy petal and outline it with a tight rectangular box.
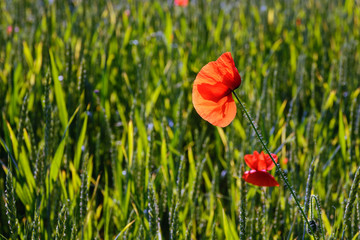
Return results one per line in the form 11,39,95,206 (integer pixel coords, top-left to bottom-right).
261,151,278,171
197,82,232,102
192,86,236,127
194,52,241,91
244,151,260,170
244,151,278,171
242,170,279,187
174,0,188,6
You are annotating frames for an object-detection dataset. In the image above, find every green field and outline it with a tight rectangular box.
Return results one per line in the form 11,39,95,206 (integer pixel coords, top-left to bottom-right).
1,0,360,239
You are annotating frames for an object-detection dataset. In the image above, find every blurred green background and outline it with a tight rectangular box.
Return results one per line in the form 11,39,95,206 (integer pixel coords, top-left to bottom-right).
0,0,359,239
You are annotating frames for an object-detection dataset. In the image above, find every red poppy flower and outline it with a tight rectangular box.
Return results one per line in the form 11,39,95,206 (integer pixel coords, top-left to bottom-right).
242,151,279,187
192,52,241,127
174,0,189,7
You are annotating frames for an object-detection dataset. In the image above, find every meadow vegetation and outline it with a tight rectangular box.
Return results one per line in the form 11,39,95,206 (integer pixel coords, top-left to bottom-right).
0,0,360,239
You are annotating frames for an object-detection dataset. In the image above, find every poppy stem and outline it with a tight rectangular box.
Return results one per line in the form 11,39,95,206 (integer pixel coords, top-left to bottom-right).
232,90,314,237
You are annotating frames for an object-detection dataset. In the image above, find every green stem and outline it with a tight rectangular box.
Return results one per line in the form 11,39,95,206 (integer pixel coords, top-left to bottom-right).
232,91,313,236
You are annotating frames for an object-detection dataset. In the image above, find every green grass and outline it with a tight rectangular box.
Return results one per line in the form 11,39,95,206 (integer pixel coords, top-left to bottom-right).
0,0,360,239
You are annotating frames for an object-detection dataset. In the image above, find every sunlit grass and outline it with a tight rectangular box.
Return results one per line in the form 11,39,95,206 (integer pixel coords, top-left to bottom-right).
0,0,359,239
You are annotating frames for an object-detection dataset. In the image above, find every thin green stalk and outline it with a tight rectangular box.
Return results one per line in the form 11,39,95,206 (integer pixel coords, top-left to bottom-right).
311,195,325,240
5,170,18,240
342,166,360,239
239,164,246,240
303,157,316,239
232,91,313,236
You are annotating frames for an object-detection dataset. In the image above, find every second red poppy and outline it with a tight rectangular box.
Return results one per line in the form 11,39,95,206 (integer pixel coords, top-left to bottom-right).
242,151,279,187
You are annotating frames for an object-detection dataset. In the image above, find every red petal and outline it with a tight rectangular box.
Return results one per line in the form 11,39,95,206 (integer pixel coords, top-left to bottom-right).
194,52,241,91
192,52,241,127
244,152,259,170
261,151,278,171
192,86,236,127
197,82,231,102
174,0,188,6
244,151,278,171
242,170,279,187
